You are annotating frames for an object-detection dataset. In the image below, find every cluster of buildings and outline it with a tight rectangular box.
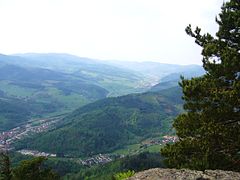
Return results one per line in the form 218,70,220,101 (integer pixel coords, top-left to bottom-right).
17,149,56,157
0,127,24,146
81,154,112,166
0,118,60,147
0,117,62,154
162,135,179,144
140,135,179,149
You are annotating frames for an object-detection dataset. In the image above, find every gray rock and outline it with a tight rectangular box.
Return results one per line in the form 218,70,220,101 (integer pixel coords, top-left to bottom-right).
127,168,240,180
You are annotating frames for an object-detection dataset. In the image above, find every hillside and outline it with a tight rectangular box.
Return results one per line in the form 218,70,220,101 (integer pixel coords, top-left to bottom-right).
14,87,182,157
0,98,31,131
0,63,109,131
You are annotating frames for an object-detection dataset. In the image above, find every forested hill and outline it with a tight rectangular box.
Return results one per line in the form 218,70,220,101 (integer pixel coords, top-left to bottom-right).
15,87,183,157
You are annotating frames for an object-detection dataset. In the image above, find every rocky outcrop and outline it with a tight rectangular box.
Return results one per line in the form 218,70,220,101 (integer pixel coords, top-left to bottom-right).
127,168,240,180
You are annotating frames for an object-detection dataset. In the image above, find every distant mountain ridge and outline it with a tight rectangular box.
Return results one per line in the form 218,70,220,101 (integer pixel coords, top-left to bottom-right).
1,53,147,96
105,60,204,79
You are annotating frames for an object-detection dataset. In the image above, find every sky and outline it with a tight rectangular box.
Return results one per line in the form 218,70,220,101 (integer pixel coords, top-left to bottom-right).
0,0,224,65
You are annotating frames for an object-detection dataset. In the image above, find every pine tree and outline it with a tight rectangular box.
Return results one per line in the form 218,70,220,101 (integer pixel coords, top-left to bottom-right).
161,0,240,171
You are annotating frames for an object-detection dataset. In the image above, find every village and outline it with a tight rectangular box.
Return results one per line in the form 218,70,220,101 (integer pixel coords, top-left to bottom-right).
17,149,57,157
15,148,113,167
0,116,63,151
80,154,113,166
140,135,178,149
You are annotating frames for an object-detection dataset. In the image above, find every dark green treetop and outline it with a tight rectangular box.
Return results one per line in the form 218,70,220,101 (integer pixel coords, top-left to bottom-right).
0,153,59,180
0,153,12,180
12,157,59,180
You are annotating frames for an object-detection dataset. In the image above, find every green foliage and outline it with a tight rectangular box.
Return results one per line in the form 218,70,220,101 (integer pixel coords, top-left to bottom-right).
12,157,59,180
8,152,83,177
0,153,59,180
0,153,12,180
113,170,135,180
121,152,165,171
44,158,84,176
161,0,240,172
15,91,182,157
66,152,164,180
0,99,30,131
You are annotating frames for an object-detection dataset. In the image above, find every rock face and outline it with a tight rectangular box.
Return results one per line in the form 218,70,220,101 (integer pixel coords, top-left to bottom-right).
127,168,240,180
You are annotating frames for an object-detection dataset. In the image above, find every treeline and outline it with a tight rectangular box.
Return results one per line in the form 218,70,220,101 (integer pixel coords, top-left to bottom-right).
66,152,165,180
0,153,59,180
1,152,165,179
8,152,83,177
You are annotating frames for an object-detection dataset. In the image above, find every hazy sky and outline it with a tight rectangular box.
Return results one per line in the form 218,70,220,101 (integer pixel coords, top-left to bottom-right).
0,0,224,64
